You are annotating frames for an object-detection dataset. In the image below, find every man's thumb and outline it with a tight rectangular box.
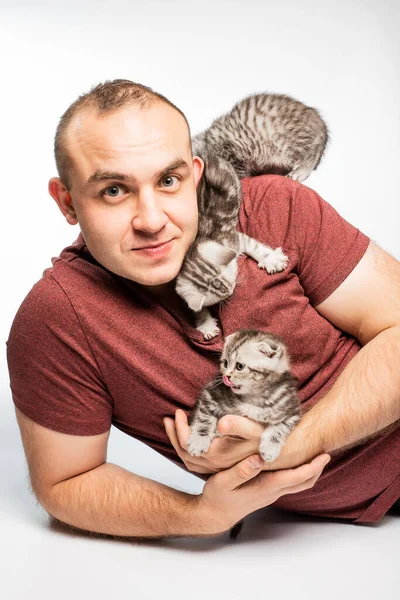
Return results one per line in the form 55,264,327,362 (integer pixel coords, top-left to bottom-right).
218,416,234,435
218,415,263,437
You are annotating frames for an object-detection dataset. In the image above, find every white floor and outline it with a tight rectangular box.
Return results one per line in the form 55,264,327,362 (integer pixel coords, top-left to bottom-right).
1,396,399,600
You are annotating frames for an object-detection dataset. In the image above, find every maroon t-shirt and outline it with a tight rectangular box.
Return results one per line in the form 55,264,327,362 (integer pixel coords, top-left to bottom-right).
6,175,400,523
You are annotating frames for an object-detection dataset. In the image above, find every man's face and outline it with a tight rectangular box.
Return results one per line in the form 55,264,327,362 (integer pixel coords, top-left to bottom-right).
51,102,203,287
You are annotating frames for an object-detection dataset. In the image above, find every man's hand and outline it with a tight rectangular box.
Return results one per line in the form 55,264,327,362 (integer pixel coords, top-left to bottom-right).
164,409,322,473
164,409,266,474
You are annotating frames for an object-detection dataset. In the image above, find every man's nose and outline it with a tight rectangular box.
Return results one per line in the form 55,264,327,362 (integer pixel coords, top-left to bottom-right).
132,189,169,233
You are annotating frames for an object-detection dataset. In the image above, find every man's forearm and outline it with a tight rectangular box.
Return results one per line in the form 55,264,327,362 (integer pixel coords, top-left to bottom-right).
266,325,400,469
42,462,219,539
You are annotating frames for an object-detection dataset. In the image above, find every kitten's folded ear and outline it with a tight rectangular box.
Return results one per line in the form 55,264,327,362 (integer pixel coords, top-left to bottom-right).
257,342,282,358
198,240,237,266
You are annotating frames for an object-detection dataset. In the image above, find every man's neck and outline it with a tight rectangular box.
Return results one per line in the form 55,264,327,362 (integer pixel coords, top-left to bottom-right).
143,280,195,325
142,280,177,303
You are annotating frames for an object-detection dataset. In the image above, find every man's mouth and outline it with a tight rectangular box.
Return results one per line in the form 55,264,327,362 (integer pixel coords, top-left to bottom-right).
131,239,173,257
133,239,172,250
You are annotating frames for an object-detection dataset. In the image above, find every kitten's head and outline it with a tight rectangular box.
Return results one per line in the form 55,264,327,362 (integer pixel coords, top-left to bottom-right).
220,329,290,395
175,240,238,311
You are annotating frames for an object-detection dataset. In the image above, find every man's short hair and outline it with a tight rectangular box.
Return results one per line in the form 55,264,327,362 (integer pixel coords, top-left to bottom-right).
54,79,191,190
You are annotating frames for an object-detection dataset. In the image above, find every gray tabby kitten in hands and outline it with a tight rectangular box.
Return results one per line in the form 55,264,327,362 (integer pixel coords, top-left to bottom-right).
187,329,301,463
175,93,328,340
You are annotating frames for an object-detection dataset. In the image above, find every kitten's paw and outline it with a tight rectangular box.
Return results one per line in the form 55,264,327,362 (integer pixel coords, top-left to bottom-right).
287,166,312,183
259,442,282,463
258,248,289,274
187,433,213,456
197,320,220,340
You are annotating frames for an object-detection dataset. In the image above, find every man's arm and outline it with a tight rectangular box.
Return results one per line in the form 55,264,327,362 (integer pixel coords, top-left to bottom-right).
20,409,330,539
264,324,400,470
261,241,400,470
15,408,220,539
166,241,400,474
43,462,216,539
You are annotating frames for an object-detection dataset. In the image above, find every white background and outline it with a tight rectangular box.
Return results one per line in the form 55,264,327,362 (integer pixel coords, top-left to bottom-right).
0,1,399,599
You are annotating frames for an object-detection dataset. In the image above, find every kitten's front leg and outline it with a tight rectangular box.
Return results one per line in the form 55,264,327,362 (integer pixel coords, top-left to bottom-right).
195,307,220,340
259,414,301,462
237,233,288,274
287,161,317,183
187,391,219,456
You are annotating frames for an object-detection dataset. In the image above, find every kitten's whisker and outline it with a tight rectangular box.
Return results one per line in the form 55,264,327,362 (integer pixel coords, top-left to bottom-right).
209,378,224,389
221,295,233,309
235,273,247,286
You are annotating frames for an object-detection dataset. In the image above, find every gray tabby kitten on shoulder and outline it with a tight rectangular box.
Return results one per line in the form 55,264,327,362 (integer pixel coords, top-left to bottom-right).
187,329,302,541
194,92,329,182
176,149,289,340
175,93,329,340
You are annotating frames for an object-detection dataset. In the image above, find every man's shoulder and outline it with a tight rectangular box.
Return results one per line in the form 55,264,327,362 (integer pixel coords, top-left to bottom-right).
33,233,123,318
239,175,304,248
10,236,116,336
242,173,301,195
9,272,73,335
241,174,331,230
242,173,336,214
47,232,113,288
239,174,342,256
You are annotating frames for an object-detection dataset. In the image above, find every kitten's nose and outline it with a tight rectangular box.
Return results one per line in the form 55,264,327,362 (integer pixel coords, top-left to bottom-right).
223,375,233,387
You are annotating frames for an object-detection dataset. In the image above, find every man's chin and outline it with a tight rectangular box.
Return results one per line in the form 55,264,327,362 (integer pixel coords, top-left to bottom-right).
124,261,183,287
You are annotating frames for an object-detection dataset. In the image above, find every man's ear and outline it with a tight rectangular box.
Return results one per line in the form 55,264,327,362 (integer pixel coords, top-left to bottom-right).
192,156,204,188
48,177,78,225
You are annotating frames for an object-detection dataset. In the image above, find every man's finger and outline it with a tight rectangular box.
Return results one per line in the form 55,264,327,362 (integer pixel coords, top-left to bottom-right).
174,409,191,450
282,473,321,495
269,454,330,490
163,418,184,459
164,417,216,474
217,414,264,438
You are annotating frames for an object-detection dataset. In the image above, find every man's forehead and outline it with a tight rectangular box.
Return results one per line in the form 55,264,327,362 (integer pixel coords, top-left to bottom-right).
66,103,190,149
64,104,192,188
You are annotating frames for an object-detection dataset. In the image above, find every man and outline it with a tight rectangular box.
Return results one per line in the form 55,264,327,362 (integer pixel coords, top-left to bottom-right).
6,80,400,539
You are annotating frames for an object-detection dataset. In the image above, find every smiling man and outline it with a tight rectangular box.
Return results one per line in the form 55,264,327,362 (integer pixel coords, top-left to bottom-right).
6,79,400,540
51,94,201,290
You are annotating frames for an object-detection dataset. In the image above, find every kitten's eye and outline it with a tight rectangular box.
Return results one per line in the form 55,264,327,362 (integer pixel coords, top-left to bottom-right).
235,362,245,371
221,359,228,368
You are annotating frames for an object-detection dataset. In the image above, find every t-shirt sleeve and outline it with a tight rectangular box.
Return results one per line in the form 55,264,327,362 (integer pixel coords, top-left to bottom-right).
6,274,113,435
290,182,370,306
241,175,371,307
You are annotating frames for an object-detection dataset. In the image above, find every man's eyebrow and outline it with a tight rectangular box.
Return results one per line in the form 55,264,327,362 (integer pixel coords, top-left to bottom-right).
86,159,190,185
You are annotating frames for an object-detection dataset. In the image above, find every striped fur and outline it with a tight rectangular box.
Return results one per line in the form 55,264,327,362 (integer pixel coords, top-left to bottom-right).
188,329,302,540
187,329,301,462
176,92,328,339
193,92,329,182
175,148,288,339
188,328,303,541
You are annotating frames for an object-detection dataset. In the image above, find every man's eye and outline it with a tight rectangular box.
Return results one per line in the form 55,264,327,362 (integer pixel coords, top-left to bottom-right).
103,185,125,198
161,175,179,188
